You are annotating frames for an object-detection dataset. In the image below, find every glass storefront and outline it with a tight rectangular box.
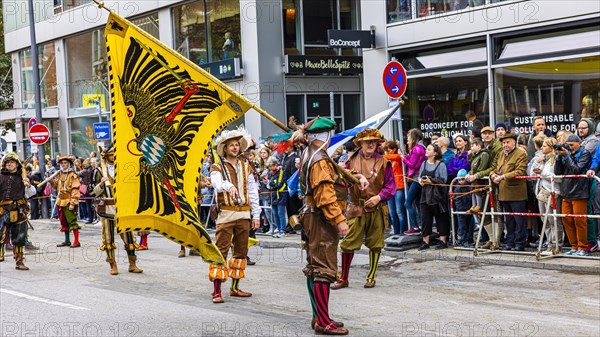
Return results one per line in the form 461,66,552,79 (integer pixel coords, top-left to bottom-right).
19,42,58,108
387,0,509,23
495,56,600,135
286,93,362,130
401,70,489,139
283,0,359,56
396,55,599,141
172,0,241,65
64,13,158,156
69,116,101,158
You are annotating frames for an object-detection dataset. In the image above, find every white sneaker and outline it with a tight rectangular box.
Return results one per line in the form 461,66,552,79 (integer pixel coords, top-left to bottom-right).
273,229,280,234
279,233,287,238
265,230,273,235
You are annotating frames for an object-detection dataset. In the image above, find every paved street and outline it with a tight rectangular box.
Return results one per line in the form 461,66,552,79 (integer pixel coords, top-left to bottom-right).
1,219,599,337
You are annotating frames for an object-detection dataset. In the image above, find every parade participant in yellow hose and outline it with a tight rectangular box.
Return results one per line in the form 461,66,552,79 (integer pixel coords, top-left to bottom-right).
0,153,36,270
298,117,369,335
208,126,261,304
50,156,82,248
333,128,396,290
91,144,143,275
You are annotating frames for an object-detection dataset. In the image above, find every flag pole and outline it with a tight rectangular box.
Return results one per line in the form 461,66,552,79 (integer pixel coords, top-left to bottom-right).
252,105,291,132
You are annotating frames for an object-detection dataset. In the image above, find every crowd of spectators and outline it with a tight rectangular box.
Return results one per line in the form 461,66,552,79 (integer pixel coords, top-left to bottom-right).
4,115,600,257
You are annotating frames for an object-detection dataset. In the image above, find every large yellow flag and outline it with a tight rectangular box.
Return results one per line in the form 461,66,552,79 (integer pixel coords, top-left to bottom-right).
105,12,253,266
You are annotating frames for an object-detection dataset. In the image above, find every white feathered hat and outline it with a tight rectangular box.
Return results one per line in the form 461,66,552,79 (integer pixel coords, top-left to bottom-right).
214,125,250,158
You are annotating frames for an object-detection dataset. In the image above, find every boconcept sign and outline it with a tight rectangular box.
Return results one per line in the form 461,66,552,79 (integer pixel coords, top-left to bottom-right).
327,30,374,49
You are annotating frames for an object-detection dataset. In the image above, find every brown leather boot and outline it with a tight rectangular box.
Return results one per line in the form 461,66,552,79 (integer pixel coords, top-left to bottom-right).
128,255,143,273
15,253,29,271
108,258,119,275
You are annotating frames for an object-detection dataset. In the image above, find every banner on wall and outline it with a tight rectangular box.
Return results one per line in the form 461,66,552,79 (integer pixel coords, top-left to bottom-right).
510,114,576,134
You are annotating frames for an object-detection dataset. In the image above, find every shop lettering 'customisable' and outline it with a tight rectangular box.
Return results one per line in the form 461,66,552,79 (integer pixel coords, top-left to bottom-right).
512,114,576,134
421,121,475,139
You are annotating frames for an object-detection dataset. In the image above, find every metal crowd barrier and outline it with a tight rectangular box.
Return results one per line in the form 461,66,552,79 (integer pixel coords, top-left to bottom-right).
449,174,600,261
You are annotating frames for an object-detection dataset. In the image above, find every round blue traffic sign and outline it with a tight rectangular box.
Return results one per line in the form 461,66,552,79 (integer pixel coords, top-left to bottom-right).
382,61,407,99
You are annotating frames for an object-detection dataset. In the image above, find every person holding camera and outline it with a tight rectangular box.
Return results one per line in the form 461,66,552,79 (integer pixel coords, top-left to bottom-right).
554,134,592,256
490,133,528,251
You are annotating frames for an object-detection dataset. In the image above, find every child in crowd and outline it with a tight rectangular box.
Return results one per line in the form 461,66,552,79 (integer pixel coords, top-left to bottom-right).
455,169,474,247
466,138,490,214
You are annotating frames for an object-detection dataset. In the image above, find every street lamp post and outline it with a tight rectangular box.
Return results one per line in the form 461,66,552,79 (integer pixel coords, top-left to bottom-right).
28,0,46,176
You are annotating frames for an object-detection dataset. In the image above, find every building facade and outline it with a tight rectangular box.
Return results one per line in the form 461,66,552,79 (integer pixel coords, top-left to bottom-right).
2,0,599,158
372,0,600,139
2,0,366,158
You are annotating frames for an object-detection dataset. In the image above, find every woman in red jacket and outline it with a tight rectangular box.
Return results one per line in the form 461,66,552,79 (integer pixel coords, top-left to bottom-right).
383,140,407,235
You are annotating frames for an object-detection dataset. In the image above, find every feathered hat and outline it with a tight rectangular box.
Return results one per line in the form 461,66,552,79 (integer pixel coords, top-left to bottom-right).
214,125,250,158
353,128,384,147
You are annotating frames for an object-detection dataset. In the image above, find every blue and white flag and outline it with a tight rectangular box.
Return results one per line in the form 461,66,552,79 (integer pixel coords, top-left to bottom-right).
327,107,395,156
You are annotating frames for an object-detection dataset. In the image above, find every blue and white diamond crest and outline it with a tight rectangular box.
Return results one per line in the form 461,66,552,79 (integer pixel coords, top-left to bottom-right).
140,135,166,168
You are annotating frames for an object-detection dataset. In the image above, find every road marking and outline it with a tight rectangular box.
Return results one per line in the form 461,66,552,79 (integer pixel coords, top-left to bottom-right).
1,288,89,310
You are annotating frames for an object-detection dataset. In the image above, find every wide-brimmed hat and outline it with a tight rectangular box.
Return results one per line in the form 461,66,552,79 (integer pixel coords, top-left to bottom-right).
499,132,518,141
2,152,22,168
57,155,75,164
354,128,384,147
214,126,250,158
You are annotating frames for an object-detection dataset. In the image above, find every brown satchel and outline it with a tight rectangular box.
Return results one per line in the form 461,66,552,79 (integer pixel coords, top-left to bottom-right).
95,199,116,219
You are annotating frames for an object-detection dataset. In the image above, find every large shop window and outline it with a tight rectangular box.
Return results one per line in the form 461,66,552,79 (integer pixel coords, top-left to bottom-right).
387,0,511,24
286,93,361,130
494,56,600,135
284,0,359,56
173,0,241,65
402,70,489,139
19,42,58,108
65,13,158,115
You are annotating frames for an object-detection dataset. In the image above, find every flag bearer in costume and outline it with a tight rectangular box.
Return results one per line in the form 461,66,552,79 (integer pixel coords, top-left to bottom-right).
0,153,36,270
332,128,396,290
91,144,143,275
298,117,369,335
50,156,82,248
209,127,261,304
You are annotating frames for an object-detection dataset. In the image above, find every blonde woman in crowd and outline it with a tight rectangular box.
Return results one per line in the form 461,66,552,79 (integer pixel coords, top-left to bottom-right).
530,137,563,254
257,145,274,234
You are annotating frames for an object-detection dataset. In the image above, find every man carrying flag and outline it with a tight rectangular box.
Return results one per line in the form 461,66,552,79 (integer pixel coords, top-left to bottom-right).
209,127,261,304
91,144,143,275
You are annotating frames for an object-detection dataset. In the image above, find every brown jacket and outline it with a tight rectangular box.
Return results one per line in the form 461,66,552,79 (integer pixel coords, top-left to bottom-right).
492,147,528,201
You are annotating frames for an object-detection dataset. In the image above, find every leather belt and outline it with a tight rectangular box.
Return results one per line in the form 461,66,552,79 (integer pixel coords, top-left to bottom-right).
220,205,251,211
102,199,115,205
0,199,27,206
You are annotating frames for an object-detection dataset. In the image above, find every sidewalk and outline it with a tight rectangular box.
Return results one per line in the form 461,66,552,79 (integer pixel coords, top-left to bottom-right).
25,219,600,274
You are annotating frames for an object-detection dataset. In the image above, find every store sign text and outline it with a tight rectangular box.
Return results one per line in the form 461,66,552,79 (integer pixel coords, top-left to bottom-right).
512,114,576,134
421,121,474,138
